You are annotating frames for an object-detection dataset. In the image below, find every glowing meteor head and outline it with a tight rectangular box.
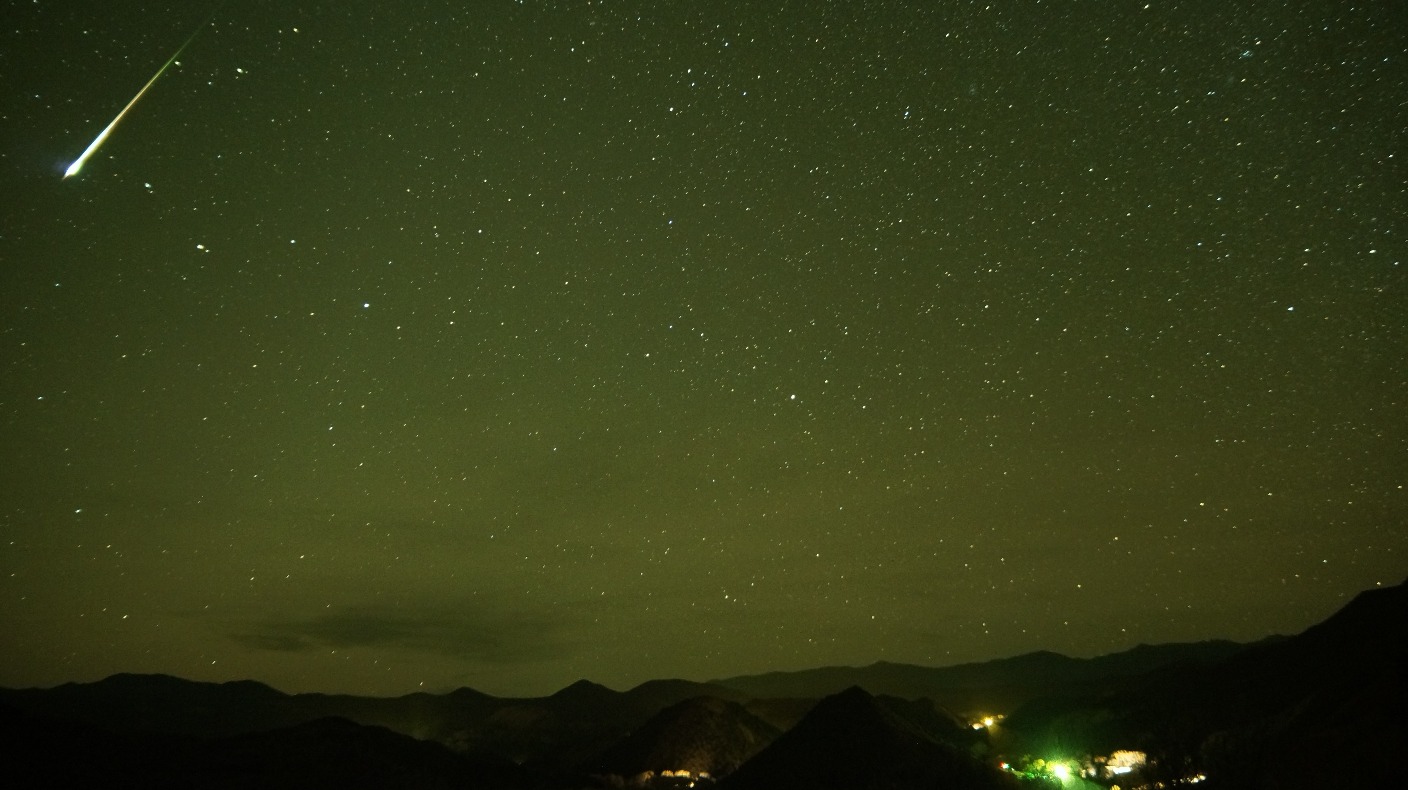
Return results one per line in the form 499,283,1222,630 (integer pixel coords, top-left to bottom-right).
63,160,82,179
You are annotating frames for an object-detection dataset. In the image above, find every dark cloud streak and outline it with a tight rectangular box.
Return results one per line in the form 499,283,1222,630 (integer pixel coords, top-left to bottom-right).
234,603,570,665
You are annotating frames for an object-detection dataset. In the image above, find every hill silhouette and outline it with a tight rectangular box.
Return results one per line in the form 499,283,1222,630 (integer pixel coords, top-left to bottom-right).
720,686,1016,790
0,702,528,790
999,579,1408,789
1,579,1402,788
593,695,781,780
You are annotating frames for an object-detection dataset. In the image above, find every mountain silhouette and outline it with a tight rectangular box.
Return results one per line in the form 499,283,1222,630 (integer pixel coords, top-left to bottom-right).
0,702,528,790
713,640,1253,712
193,715,529,790
721,686,1016,790
593,695,781,780
2,579,1401,789
0,673,304,737
999,578,1408,789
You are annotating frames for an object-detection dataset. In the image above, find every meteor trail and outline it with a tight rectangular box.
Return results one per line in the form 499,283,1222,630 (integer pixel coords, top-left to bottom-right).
63,14,217,179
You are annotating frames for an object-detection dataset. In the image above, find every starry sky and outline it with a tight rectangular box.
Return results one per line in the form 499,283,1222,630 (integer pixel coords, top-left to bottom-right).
1,0,1404,697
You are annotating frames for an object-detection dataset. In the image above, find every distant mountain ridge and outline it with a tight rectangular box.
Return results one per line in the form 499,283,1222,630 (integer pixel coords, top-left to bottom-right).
1,579,1402,789
711,639,1258,712
0,640,1253,748
1,674,760,779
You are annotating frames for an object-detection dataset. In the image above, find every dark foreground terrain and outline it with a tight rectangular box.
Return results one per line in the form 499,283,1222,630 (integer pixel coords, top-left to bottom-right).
3,579,1403,789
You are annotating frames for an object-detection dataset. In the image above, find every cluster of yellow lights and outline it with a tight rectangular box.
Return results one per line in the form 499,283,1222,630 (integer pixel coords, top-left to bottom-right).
969,714,1001,730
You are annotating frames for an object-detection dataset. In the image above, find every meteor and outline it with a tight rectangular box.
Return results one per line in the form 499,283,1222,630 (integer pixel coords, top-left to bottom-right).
63,14,216,179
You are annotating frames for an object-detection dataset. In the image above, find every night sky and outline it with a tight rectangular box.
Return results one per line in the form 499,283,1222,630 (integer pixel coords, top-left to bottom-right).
2,0,1404,698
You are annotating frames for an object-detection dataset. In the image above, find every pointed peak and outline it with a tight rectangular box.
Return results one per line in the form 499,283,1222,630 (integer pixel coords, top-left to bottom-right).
808,685,888,718
551,678,618,699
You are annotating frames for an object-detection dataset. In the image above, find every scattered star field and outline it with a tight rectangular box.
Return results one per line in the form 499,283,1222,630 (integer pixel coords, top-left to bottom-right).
1,0,1404,696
